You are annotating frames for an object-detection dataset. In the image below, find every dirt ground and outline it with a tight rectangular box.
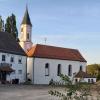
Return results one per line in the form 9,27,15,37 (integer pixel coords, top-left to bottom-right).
0,84,99,100
0,85,60,100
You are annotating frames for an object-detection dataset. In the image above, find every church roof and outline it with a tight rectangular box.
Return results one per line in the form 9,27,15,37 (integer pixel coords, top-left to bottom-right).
0,31,26,56
21,7,32,26
27,44,86,62
75,71,96,78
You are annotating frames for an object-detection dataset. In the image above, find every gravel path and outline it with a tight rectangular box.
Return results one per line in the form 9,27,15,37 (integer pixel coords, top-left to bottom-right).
0,85,60,100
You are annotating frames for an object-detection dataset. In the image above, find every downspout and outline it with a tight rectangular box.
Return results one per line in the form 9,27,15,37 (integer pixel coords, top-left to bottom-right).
33,57,35,84
26,56,27,81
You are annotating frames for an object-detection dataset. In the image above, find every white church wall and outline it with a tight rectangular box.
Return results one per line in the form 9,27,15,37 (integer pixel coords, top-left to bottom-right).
0,52,27,83
31,58,87,84
27,57,34,83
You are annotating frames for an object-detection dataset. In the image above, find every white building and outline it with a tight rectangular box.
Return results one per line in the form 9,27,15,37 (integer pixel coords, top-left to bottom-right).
27,44,87,84
19,7,96,85
0,32,27,84
74,70,96,83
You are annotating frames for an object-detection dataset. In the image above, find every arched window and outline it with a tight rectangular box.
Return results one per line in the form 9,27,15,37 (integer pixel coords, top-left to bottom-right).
88,79,90,83
68,65,72,76
45,63,49,76
80,65,83,71
57,64,61,76
27,33,29,39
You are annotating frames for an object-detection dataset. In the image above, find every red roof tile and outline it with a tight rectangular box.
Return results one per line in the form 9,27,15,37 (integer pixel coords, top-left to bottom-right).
27,44,86,62
75,71,96,78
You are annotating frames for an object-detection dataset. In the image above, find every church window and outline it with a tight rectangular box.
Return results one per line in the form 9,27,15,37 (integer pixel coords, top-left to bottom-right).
45,63,49,76
68,65,72,76
10,57,14,63
2,55,6,61
80,65,83,71
57,64,61,76
27,33,29,39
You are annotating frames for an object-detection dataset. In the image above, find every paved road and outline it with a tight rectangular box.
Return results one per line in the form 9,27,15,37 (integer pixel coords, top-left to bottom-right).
0,85,60,100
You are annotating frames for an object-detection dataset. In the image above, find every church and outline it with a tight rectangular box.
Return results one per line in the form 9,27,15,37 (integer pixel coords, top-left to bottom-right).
0,6,96,84
19,7,96,84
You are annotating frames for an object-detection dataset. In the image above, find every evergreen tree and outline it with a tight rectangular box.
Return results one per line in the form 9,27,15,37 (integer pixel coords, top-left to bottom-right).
0,16,4,31
5,14,18,39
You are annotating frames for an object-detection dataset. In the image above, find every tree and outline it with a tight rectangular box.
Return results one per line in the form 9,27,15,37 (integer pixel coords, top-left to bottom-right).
5,14,18,40
87,64,100,80
0,16,4,32
49,74,91,100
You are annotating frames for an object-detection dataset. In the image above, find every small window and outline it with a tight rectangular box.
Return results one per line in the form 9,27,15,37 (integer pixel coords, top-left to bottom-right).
68,65,72,76
57,64,61,76
27,33,29,39
80,66,83,71
10,57,14,63
45,63,49,76
2,55,6,61
91,79,94,83
88,79,90,83
75,79,78,83
18,57,22,64
18,70,22,74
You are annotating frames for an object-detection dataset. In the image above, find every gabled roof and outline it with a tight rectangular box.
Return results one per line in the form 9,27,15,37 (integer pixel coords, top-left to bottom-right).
75,71,96,78
21,6,32,26
0,31,26,56
27,44,86,62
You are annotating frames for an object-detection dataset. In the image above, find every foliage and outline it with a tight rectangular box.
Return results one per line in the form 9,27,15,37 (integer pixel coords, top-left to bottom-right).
49,74,91,100
0,16,4,31
5,14,18,40
87,64,100,80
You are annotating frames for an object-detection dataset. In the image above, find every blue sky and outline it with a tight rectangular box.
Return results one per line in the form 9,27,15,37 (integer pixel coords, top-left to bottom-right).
0,0,100,64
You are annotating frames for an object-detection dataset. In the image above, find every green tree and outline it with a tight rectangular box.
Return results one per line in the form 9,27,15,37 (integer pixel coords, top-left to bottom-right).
0,16,4,31
87,64,100,80
49,74,91,100
5,14,18,39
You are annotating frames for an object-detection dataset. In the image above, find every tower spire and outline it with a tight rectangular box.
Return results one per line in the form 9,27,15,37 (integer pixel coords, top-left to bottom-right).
19,4,33,52
21,5,32,26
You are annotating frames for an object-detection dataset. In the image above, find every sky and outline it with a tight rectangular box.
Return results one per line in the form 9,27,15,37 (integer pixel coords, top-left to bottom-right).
0,0,100,64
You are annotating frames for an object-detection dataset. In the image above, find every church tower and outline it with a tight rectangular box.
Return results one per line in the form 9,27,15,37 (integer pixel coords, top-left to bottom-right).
19,6,33,52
